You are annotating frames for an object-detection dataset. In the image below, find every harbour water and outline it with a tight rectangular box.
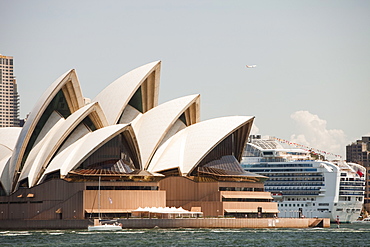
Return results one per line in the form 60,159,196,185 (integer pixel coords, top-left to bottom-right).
1,224,369,247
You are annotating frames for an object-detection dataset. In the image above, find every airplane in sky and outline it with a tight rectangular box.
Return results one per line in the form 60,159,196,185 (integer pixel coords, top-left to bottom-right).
246,65,257,68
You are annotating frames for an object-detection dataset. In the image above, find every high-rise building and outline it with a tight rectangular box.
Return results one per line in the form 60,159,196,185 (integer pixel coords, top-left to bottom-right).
0,54,20,127
346,136,370,212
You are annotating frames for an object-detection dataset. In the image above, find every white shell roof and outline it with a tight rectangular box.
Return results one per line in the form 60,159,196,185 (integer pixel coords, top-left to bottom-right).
0,127,22,161
0,156,11,195
132,94,200,169
0,127,22,194
17,111,64,187
0,127,22,150
0,61,257,196
147,116,254,175
41,124,139,182
9,69,84,187
0,146,12,168
93,61,161,125
18,103,108,188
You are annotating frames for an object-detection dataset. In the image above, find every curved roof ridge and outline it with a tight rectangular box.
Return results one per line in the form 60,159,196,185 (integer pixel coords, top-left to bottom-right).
147,116,254,175
40,124,141,183
17,112,65,188
93,61,161,125
132,94,200,169
8,69,84,193
0,127,22,158
18,102,108,188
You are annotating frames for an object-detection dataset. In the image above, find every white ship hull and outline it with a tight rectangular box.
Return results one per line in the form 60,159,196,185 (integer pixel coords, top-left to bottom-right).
241,136,366,223
275,198,363,222
351,218,370,223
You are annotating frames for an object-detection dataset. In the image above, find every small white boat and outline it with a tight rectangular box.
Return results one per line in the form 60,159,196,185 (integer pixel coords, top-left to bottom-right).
88,223,122,231
352,218,370,224
87,177,122,231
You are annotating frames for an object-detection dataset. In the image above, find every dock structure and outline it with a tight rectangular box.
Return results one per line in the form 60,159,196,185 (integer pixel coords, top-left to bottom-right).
0,218,330,230
120,217,331,228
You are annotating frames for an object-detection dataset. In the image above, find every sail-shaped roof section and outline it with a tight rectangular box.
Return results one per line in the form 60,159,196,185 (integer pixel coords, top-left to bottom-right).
0,157,12,196
147,116,254,175
17,102,108,188
93,61,161,125
0,127,22,161
8,69,84,193
132,94,200,169
0,127,21,195
40,124,141,182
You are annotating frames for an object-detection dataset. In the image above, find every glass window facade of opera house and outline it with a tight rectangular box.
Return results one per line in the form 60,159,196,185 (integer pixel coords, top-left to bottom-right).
0,61,278,220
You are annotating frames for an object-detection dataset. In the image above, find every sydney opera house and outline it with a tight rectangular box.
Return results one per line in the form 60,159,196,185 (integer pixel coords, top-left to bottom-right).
0,61,278,221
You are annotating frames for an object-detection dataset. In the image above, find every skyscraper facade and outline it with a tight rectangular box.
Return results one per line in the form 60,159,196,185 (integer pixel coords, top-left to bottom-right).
346,136,370,212
0,54,20,127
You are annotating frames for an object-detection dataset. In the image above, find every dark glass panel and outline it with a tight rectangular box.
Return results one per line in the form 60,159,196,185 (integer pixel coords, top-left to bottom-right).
82,116,97,131
128,87,143,113
222,198,272,202
18,178,29,188
0,184,6,196
79,134,137,171
179,113,187,125
191,135,234,176
43,171,61,183
86,186,158,190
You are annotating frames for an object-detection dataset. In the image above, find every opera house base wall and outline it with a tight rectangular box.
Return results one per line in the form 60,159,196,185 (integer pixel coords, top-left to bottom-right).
0,219,90,230
0,218,330,230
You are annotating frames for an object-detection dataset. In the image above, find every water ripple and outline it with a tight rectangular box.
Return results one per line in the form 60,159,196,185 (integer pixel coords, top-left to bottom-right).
0,225,369,247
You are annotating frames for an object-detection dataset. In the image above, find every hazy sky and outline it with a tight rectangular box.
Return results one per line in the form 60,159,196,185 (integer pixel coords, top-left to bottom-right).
1,0,369,158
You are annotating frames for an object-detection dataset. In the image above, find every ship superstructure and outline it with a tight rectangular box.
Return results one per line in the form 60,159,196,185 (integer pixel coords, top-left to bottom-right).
241,136,365,222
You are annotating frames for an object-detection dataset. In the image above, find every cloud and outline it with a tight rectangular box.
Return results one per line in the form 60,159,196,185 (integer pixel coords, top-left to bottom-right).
290,111,347,158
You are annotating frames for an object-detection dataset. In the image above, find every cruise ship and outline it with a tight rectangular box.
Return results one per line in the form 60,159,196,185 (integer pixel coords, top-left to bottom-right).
240,135,366,223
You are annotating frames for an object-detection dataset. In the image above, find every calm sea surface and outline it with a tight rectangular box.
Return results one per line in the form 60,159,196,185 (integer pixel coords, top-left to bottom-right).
1,224,369,247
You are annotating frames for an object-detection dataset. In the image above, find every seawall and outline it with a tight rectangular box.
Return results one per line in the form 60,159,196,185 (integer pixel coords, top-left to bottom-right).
117,218,330,228
0,218,329,230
